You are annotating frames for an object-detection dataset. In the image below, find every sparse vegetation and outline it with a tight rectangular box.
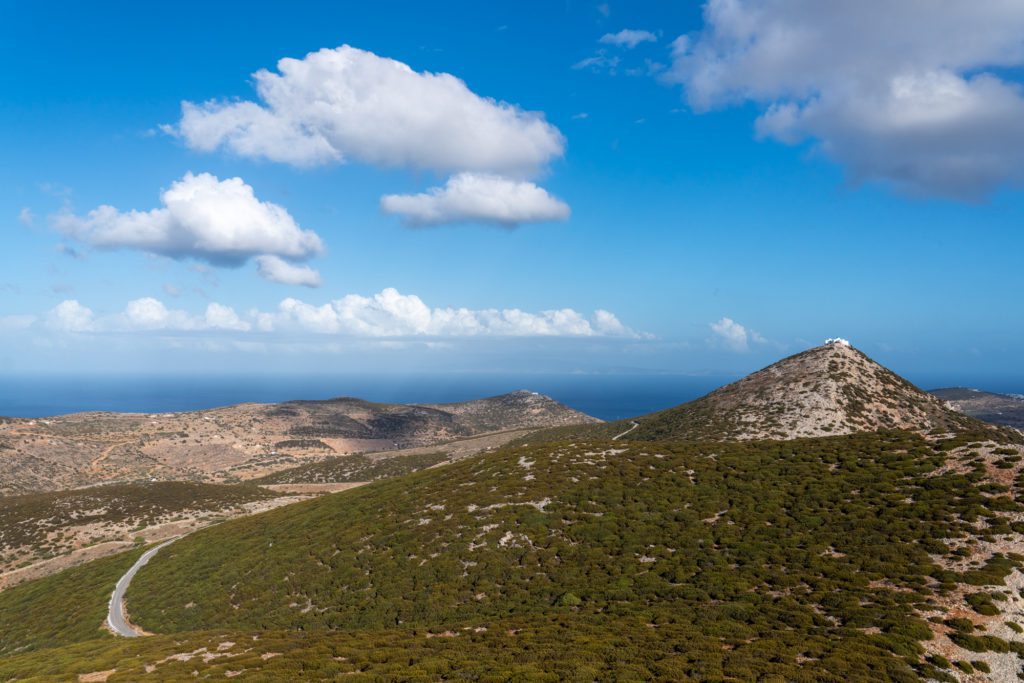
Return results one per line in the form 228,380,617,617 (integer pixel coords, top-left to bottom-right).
4,428,1024,679
0,482,275,553
2,345,1023,680
0,482,279,582
932,388,1024,430
0,390,596,494
258,451,449,484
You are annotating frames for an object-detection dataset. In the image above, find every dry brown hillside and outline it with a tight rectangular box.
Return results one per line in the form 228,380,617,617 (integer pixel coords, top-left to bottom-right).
0,391,599,495
932,387,1024,430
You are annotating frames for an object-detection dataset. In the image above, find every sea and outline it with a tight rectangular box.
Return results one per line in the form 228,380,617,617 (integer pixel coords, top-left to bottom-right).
0,373,734,422
1,372,1019,422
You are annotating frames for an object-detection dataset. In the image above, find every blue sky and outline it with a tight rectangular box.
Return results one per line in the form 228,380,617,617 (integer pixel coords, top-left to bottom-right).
1,1,1022,383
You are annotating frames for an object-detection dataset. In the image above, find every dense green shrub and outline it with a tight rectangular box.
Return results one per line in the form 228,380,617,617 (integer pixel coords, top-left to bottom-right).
3,430,1024,680
965,592,1000,616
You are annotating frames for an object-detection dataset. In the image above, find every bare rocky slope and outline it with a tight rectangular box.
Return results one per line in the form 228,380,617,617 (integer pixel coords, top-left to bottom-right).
624,340,996,442
0,391,599,495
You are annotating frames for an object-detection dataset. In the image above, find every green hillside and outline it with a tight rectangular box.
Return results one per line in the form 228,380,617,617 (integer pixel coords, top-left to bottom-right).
4,429,1023,679
256,450,449,485
0,481,276,554
0,547,145,656
0,611,929,682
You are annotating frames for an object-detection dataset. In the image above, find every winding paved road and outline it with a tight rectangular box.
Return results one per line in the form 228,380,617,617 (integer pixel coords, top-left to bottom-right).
106,538,178,637
612,421,640,441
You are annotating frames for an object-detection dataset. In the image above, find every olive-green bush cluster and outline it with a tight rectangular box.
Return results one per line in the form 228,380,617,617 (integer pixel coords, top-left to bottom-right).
257,451,449,484
0,612,933,682
0,481,275,551
131,432,1024,677
3,430,1024,680
0,547,145,656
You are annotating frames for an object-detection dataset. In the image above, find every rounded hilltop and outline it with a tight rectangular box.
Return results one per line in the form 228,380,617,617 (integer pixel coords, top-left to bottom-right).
618,340,983,442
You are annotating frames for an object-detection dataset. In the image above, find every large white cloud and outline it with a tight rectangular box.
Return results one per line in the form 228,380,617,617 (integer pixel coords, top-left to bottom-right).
666,0,1024,198
169,45,565,177
256,288,637,338
53,173,323,269
380,173,570,227
35,291,639,339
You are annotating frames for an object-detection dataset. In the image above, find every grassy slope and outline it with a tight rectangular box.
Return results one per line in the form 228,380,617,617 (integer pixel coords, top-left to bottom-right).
4,431,1024,680
0,481,276,552
97,434,1024,676
0,547,145,657
0,613,918,682
256,451,449,485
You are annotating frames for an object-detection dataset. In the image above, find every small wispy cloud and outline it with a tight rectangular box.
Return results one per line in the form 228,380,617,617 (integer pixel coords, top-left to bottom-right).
255,255,322,288
381,173,570,228
573,50,620,72
709,317,766,353
55,243,86,260
599,29,657,49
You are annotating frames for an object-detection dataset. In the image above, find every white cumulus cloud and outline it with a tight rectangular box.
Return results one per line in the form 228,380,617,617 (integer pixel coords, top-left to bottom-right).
201,303,251,331
33,291,639,340
380,173,570,227
256,255,322,287
123,298,189,330
255,288,639,338
53,172,323,268
168,45,565,177
666,0,1024,198
600,29,657,49
121,298,250,332
709,317,766,353
43,298,251,333
47,300,95,332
